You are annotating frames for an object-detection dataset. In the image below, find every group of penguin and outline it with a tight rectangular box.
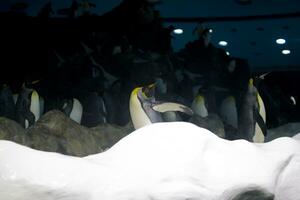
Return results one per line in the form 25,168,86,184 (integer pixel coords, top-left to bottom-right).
0,83,83,128
129,77,267,143
1,74,265,143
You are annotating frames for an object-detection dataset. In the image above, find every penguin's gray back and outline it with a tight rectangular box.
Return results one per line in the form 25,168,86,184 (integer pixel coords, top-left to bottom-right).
81,93,107,127
237,85,257,141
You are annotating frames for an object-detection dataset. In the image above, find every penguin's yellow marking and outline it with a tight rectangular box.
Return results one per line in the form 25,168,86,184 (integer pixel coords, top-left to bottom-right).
249,78,253,86
194,95,205,104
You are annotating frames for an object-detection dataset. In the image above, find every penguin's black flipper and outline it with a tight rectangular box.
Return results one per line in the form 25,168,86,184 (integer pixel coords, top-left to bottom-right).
62,99,74,117
24,110,36,127
254,108,267,137
152,102,193,116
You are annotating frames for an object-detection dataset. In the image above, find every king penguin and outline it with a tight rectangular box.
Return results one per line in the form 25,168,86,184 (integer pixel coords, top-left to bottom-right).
219,96,238,129
15,82,40,128
238,79,267,142
190,94,225,138
129,84,193,130
191,94,208,118
61,98,83,124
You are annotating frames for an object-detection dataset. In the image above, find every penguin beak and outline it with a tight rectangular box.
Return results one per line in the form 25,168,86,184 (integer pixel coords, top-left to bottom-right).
142,83,156,98
32,80,40,85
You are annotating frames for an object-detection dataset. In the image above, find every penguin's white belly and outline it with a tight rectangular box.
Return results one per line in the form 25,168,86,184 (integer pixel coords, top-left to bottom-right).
130,108,152,129
129,95,152,129
69,98,83,124
30,90,40,122
1,122,300,200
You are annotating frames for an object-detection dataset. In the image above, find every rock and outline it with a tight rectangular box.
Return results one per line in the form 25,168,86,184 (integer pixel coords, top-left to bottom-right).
0,117,27,145
0,110,134,156
27,110,103,156
91,121,134,150
266,122,300,142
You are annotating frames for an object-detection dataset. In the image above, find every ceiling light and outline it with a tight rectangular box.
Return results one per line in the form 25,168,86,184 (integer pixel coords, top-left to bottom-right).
209,29,213,33
276,38,286,44
226,51,230,56
282,49,291,55
218,41,228,46
173,29,183,34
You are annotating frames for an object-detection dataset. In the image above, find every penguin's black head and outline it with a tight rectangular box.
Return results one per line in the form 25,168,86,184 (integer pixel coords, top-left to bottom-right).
142,83,156,98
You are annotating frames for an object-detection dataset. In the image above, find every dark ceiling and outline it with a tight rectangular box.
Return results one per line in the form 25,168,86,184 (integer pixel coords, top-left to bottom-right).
1,0,300,70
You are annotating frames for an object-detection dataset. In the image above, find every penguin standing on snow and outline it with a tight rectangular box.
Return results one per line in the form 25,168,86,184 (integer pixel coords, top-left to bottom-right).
0,84,16,120
15,83,40,128
129,84,193,130
238,79,267,142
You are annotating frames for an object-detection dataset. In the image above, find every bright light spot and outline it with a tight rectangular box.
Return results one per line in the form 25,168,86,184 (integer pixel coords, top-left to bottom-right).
282,49,291,55
226,51,230,56
209,29,213,33
173,29,183,34
218,41,228,46
290,96,296,105
276,38,286,44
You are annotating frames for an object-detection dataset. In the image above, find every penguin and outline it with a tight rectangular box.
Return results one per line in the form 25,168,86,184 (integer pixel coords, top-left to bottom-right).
80,92,107,127
15,83,40,128
129,84,193,130
190,94,225,138
238,79,267,142
219,96,238,129
191,94,208,118
0,84,16,120
61,98,83,124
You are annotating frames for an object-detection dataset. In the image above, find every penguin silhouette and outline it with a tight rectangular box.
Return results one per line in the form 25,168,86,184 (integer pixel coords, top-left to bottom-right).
15,83,40,128
129,84,193,129
0,84,16,120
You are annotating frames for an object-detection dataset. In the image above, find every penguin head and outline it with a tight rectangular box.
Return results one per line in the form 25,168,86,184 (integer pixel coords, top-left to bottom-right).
139,83,156,100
